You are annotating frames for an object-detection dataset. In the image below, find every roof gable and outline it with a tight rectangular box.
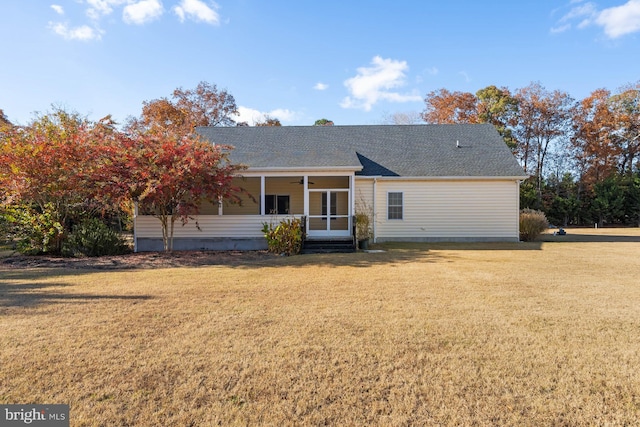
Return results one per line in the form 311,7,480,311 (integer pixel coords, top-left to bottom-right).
196,124,527,178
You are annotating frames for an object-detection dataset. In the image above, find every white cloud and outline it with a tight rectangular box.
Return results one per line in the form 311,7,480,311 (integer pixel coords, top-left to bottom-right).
86,0,128,20
233,106,259,125
48,0,223,41
458,71,471,83
596,0,640,38
550,23,571,33
269,108,297,121
48,22,102,41
551,2,597,34
51,4,64,15
563,2,597,22
314,82,329,91
123,0,164,25
173,0,220,24
552,1,640,38
234,106,297,125
340,56,421,111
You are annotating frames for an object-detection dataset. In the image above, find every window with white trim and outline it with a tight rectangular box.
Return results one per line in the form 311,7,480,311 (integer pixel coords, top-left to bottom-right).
387,192,403,220
265,195,290,215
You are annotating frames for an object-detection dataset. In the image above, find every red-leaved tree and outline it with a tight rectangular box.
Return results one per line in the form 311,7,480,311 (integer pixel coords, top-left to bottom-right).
107,132,245,251
0,109,115,253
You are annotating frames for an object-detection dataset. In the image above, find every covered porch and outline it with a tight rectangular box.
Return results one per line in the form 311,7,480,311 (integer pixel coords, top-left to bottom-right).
134,172,357,251
225,173,355,238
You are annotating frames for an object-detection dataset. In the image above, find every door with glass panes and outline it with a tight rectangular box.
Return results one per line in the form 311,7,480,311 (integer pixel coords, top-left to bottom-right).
307,190,350,237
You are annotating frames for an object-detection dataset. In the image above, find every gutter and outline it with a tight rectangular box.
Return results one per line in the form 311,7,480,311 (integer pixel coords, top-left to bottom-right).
241,166,363,173
373,177,377,243
371,175,528,181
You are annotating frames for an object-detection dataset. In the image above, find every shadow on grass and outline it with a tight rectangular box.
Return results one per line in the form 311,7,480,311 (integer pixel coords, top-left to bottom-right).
268,240,548,268
0,267,101,280
0,281,152,308
376,241,544,251
0,240,548,273
540,234,640,243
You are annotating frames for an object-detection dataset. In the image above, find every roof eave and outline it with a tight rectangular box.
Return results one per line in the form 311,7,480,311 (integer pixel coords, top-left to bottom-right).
359,175,528,181
245,166,363,172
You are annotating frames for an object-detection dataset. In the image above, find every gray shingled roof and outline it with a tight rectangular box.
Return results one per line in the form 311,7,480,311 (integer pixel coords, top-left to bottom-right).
196,124,527,178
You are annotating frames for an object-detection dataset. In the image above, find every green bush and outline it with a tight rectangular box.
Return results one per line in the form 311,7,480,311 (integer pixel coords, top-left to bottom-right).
64,218,130,257
520,208,549,242
2,204,66,255
262,217,303,255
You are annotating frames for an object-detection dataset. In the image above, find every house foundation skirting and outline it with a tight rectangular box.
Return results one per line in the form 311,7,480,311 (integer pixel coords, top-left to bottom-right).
136,237,268,252
375,236,520,243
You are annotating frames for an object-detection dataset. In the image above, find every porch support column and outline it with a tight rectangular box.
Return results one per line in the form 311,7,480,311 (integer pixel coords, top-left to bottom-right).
373,178,378,243
350,174,355,232
303,175,309,218
260,175,266,216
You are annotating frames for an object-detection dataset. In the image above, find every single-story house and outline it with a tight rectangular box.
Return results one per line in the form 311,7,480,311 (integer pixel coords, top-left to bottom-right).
134,124,527,251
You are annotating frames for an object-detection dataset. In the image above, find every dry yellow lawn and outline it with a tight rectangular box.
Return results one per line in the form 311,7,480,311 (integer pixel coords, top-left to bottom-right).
1,228,640,426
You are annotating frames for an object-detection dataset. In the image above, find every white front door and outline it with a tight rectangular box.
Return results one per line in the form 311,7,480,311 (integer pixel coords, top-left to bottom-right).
307,189,351,237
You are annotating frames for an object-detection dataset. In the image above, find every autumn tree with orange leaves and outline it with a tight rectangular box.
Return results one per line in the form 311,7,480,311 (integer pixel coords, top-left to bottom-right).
513,82,574,202
571,88,620,187
128,81,238,135
422,86,517,149
421,81,640,225
422,89,479,124
123,81,244,251
608,83,640,175
106,132,244,251
0,109,122,254
2,84,245,254
0,109,11,129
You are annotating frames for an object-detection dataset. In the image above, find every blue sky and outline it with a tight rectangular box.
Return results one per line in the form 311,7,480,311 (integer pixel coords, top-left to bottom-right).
1,0,639,126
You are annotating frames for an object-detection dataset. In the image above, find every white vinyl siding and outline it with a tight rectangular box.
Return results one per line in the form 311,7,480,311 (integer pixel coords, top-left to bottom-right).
374,179,520,241
135,215,301,239
223,177,260,215
354,178,374,210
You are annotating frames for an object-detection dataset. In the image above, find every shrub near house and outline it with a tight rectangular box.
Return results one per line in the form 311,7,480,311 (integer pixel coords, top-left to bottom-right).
519,209,548,241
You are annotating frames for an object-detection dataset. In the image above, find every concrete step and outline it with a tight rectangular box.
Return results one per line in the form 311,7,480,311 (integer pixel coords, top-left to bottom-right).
301,238,356,254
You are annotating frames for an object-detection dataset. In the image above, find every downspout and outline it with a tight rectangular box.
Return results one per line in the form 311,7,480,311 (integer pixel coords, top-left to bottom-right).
303,176,309,230
350,174,355,237
373,177,377,243
517,180,522,242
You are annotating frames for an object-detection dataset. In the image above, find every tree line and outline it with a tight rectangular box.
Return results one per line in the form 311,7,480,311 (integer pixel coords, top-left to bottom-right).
2,80,639,257
421,82,640,227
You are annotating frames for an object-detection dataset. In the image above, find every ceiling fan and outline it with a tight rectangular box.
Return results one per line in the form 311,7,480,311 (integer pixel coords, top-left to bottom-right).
290,178,315,185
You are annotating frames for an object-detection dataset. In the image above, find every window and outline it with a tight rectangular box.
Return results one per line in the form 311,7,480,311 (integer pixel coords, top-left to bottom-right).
388,192,403,220
265,195,290,215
